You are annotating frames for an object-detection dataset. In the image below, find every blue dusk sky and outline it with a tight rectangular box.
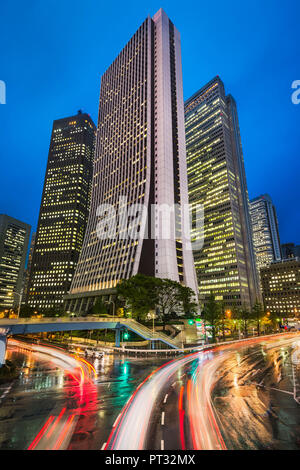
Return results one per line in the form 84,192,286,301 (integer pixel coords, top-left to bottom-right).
0,0,299,244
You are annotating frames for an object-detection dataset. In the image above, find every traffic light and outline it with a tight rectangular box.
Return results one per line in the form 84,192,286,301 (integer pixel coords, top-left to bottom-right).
188,319,194,325
123,331,129,340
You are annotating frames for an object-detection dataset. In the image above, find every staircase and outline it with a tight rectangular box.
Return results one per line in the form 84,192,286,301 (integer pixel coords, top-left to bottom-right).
122,319,180,349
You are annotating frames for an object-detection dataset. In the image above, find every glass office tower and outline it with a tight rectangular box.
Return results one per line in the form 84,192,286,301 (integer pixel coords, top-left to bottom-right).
0,214,30,310
185,77,259,309
250,194,282,270
27,111,96,311
66,9,198,314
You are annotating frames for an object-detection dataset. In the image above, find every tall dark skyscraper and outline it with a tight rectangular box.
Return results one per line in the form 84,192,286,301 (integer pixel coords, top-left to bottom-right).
185,77,259,310
22,231,36,303
27,112,96,311
249,194,282,270
65,9,198,314
0,214,30,311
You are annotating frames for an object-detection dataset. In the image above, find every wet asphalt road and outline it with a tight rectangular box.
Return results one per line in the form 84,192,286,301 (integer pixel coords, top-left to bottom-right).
105,334,300,450
0,344,166,450
0,334,300,450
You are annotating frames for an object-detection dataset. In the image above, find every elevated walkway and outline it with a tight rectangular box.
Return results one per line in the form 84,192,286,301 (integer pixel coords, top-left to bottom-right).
0,317,179,365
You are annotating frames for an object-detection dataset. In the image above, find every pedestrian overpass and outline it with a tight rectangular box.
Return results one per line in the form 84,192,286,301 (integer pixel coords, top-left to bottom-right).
0,316,179,365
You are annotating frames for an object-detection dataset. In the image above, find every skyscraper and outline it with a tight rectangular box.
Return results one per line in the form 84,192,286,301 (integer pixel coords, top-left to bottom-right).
27,111,96,311
22,231,35,303
185,77,259,310
249,194,281,270
0,214,30,310
65,9,198,314
261,258,300,317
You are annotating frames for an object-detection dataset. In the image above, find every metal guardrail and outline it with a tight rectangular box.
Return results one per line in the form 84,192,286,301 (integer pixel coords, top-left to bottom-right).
0,316,121,325
111,331,300,355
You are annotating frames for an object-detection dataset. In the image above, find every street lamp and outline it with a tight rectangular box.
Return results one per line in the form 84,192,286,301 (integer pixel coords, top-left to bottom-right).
7,290,23,319
294,308,298,319
150,311,156,334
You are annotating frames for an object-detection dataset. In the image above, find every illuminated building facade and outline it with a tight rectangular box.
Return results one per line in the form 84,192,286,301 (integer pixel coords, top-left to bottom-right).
27,112,96,311
261,258,300,317
250,194,281,270
0,214,30,310
185,77,259,309
65,9,198,314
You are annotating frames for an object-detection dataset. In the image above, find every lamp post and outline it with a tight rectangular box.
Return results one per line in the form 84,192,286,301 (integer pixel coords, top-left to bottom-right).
8,290,23,319
150,311,156,334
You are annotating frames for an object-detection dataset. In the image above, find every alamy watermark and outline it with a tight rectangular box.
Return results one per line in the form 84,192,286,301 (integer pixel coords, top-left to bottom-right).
291,80,300,105
95,197,204,251
0,80,6,104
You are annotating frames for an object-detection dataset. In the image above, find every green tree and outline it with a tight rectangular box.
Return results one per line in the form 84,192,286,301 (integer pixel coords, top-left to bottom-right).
262,310,281,333
155,278,181,319
238,305,252,337
116,274,198,324
92,298,108,316
201,294,221,343
116,274,157,321
217,303,233,341
19,305,36,318
177,284,198,317
251,301,264,335
43,307,64,318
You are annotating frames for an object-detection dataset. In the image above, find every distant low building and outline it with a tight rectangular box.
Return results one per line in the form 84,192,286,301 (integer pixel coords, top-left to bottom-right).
261,258,300,317
281,243,300,260
0,214,31,310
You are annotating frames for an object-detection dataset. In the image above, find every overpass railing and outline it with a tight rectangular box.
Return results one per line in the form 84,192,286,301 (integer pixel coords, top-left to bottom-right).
0,316,180,348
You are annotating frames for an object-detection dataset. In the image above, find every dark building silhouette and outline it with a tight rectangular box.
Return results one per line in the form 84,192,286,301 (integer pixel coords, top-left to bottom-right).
22,232,36,303
281,243,300,260
26,112,96,311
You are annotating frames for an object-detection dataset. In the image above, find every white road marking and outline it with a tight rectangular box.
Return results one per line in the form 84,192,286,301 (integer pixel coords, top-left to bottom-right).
252,382,293,395
0,384,12,401
113,413,121,428
163,394,168,403
161,412,165,425
161,439,164,450
101,442,106,450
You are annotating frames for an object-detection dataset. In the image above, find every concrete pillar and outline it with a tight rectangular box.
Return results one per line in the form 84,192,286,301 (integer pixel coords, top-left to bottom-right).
78,298,84,315
0,335,7,367
115,327,121,347
73,298,79,314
